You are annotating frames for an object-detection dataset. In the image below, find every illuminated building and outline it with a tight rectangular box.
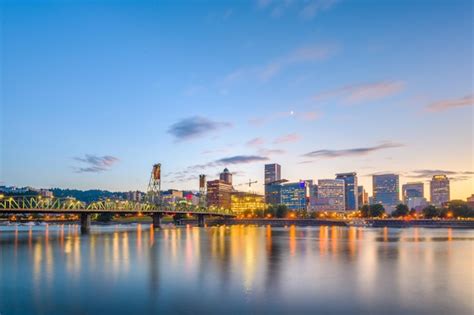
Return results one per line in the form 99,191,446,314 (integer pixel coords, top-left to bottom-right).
373,174,400,212
207,179,233,209
357,185,368,207
402,182,424,203
264,163,281,184
281,181,308,211
430,175,450,206
335,172,358,211
264,163,282,204
230,191,266,214
313,179,345,212
407,197,428,212
219,168,232,185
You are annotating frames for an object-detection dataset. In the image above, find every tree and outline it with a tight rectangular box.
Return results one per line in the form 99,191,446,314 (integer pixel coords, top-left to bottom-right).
448,200,474,218
391,204,409,218
422,205,440,218
360,205,370,218
275,204,288,218
369,204,385,217
96,212,114,222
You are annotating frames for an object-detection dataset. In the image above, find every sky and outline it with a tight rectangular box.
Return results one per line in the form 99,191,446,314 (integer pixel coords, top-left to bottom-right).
1,0,473,200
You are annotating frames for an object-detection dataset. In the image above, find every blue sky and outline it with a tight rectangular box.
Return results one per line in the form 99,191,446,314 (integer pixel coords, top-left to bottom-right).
1,0,473,199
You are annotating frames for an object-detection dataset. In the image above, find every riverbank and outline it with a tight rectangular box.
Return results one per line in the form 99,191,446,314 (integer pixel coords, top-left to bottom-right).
1,218,473,228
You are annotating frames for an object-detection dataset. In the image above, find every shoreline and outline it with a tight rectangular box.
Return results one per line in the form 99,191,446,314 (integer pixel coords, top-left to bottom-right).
2,218,473,229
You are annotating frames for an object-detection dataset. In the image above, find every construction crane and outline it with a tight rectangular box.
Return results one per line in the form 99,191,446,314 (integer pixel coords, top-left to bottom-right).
235,179,258,187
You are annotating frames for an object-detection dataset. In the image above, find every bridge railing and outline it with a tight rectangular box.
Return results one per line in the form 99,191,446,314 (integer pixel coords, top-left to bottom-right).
0,196,234,216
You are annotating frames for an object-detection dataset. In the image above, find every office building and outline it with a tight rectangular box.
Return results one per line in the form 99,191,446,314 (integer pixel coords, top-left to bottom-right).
430,175,450,206
357,185,368,208
265,182,282,205
335,172,358,211
313,179,345,212
264,163,281,184
402,182,424,203
407,197,428,212
219,168,232,185
281,181,308,211
231,192,266,214
207,179,233,209
373,174,400,212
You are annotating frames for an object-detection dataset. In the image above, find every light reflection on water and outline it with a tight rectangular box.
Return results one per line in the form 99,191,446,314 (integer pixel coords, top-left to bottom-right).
0,224,473,315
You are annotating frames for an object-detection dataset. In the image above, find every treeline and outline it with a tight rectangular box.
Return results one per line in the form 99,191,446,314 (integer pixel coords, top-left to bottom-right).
50,189,127,203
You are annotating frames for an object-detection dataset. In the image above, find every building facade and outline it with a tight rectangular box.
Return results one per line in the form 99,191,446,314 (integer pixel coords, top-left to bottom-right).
407,197,428,212
402,182,424,203
430,175,450,206
335,172,358,211
357,185,368,208
230,192,266,214
372,174,400,212
207,179,233,209
219,168,232,185
281,181,308,211
264,163,281,184
265,183,282,205
313,179,345,212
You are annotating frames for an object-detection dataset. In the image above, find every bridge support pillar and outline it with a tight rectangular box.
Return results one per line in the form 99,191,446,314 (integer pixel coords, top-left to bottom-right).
197,214,205,227
80,213,91,234
152,213,163,229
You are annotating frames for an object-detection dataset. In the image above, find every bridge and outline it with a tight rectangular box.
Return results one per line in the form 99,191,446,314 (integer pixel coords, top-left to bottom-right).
0,195,235,233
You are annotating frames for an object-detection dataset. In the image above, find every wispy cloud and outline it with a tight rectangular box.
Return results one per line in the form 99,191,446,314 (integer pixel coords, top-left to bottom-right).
407,169,474,179
215,155,269,165
168,116,232,141
302,142,403,159
300,0,338,20
73,155,119,173
246,137,265,147
426,94,473,112
273,133,301,144
257,0,338,20
258,148,286,155
224,44,337,83
313,80,405,104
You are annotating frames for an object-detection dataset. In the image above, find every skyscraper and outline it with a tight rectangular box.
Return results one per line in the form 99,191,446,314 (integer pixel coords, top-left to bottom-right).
335,172,358,211
402,182,424,203
373,174,400,212
264,163,281,184
357,185,368,208
281,181,308,211
264,163,282,205
219,168,232,185
430,175,450,206
313,179,345,212
207,179,233,209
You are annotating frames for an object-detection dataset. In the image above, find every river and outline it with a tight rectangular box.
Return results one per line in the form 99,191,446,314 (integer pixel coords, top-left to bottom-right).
0,224,472,314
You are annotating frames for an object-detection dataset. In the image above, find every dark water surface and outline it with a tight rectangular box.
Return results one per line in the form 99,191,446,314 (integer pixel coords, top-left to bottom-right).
0,224,472,315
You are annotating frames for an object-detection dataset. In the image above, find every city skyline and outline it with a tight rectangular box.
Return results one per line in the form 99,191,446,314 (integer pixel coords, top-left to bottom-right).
2,0,473,199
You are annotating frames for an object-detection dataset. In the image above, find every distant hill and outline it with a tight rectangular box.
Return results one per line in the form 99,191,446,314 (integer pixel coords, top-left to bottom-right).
50,189,128,203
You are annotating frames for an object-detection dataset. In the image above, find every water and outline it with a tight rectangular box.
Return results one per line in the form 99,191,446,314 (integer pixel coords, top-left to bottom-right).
0,224,473,315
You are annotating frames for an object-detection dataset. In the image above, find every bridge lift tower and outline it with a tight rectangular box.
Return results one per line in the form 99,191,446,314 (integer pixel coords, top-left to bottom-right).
199,174,206,207
147,163,162,205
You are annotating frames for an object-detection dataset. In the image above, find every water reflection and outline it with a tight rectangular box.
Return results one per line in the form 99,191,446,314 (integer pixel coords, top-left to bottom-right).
0,225,473,314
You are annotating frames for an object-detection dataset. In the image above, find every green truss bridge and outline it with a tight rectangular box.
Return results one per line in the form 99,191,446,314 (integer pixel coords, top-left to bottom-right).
0,196,235,233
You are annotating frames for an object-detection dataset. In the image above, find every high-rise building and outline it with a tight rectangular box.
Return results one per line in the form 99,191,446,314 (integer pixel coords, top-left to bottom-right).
407,197,428,212
430,175,450,206
373,174,400,212
265,183,282,205
402,182,424,203
264,163,283,205
357,185,368,208
230,192,266,214
281,181,308,211
207,179,233,209
219,168,232,185
265,163,281,184
313,179,345,212
335,172,358,211
309,183,319,209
